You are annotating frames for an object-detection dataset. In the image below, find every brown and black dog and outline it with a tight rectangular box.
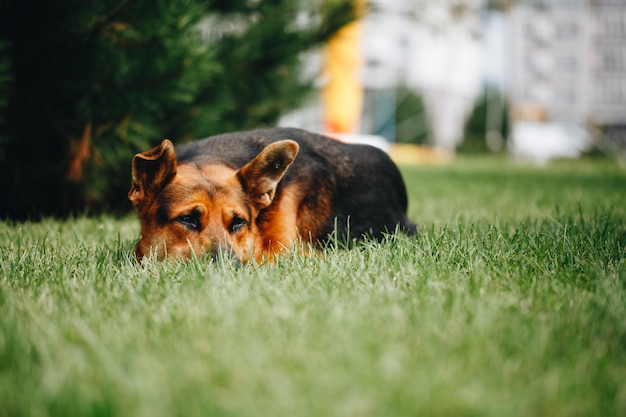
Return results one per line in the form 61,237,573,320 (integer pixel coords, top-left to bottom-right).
129,127,417,263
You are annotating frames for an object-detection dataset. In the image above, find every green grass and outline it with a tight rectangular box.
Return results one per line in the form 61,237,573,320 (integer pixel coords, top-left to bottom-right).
1,156,625,417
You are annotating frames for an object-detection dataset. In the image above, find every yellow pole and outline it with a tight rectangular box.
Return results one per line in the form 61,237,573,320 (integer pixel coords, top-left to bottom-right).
321,1,364,134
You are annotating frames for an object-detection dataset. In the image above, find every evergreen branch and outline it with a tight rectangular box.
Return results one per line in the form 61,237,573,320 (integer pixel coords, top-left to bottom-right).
123,65,185,91
91,0,139,33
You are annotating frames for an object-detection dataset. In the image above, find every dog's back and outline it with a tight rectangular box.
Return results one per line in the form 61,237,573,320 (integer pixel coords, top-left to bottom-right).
176,127,417,243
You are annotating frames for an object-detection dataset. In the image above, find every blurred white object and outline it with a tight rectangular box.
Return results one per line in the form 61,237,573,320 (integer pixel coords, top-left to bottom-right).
509,122,593,164
325,133,390,153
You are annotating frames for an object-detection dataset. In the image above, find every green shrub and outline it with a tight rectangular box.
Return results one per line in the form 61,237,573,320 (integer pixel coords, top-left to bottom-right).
0,0,357,218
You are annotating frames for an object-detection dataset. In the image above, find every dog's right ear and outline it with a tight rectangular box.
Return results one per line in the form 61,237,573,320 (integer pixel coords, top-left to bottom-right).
128,139,177,207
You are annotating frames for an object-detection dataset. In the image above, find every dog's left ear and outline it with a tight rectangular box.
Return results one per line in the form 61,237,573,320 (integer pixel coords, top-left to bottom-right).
128,139,177,207
238,140,299,209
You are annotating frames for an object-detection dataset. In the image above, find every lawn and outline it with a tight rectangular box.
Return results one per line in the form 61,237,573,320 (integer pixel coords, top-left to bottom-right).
1,156,625,417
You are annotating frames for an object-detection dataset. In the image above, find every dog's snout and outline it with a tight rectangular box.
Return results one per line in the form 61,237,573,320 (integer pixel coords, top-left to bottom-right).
209,241,239,264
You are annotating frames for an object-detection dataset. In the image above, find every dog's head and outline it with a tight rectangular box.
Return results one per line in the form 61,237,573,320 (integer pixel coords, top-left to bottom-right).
129,139,299,263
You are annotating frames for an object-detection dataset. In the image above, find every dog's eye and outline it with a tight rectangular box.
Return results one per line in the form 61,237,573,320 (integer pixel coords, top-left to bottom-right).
175,213,201,231
229,216,247,234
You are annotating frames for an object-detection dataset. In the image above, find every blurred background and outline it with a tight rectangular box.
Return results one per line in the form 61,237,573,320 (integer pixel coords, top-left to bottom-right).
282,0,626,164
0,0,624,219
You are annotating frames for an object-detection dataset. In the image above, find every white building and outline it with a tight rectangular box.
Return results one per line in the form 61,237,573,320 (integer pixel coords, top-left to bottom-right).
507,0,626,158
281,0,485,150
362,1,484,149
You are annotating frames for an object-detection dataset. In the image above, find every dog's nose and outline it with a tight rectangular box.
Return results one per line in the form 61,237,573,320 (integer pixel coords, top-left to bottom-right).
209,242,240,265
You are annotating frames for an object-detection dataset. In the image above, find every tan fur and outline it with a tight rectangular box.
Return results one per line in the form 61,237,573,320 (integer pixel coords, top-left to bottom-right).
130,139,300,263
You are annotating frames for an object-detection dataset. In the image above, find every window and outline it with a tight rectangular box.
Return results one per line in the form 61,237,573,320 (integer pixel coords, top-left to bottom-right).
599,47,626,72
555,55,578,71
556,22,579,40
598,12,626,38
595,78,626,105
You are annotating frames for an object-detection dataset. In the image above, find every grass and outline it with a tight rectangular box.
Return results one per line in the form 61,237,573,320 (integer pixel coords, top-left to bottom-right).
1,155,625,417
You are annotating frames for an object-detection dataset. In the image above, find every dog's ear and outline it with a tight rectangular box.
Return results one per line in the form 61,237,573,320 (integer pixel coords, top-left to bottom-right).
128,139,177,207
238,140,299,209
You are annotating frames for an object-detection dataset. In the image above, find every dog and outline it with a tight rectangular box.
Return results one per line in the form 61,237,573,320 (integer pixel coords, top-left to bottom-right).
129,127,417,263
